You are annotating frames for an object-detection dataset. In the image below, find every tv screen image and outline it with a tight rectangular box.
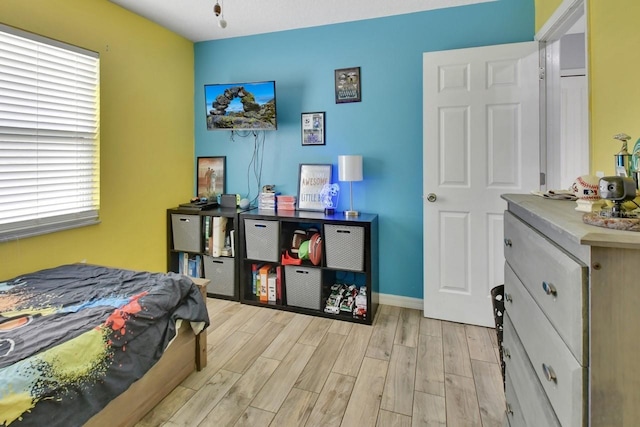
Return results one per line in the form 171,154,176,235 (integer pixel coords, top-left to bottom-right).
204,81,277,131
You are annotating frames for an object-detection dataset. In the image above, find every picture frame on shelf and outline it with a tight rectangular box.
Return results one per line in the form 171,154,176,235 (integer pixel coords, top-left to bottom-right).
297,163,332,211
197,156,226,200
301,112,326,146
334,67,361,104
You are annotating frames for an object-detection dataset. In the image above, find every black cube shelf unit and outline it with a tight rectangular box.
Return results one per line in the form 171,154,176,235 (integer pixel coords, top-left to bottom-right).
166,206,246,300
238,209,379,325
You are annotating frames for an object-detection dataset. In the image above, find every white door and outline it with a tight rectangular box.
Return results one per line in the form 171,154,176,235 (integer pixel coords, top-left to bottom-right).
423,41,540,327
559,74,589,189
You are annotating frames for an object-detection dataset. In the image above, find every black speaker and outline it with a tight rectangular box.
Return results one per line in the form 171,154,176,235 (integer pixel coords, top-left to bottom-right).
220,194,237,208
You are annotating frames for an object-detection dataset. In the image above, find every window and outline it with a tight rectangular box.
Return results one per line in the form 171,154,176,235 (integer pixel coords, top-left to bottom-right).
0,24,100,241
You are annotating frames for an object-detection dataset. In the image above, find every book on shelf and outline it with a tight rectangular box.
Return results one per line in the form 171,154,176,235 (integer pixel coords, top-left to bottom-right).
179,252,189,275
188,255,201,278
259,264,270,302
211,216,228,257
276,265,282,303
230,229,235,257
259,192,280,210
179,252,201,278
252,263,259,296
267,272,277,302
203,216,211,253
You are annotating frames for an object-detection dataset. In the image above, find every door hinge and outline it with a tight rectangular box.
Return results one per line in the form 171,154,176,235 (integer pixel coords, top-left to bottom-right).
540,172,546,186
539,67,545,80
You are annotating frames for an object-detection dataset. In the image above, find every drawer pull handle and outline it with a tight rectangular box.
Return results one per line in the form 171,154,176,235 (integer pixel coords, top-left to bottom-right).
542,363,557,383
504,293,512,303
542,281,557,297
504,238,512,247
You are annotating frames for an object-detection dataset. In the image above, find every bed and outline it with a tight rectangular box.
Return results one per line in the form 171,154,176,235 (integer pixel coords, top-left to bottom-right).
0,264,210,427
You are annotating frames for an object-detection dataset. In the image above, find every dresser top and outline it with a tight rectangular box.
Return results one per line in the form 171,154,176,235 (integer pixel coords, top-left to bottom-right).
502,194,640,251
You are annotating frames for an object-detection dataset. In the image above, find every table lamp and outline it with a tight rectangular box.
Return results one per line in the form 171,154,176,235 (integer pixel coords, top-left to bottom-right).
338,155,363,217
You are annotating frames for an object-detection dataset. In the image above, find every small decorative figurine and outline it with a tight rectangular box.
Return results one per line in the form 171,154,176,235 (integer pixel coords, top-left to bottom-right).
613,133,633,177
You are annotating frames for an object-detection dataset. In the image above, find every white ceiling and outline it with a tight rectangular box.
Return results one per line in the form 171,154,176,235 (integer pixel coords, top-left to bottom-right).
109,0,496,42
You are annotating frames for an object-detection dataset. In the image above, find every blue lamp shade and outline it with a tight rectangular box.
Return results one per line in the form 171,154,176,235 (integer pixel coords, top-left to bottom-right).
338,155,363,217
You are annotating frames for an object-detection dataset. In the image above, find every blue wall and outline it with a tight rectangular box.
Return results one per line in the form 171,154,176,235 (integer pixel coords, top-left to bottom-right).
194,0,534,300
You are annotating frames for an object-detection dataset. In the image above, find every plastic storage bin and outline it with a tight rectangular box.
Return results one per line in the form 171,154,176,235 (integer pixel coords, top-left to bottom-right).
244,219,279,262
171,214,202,252
284,266,321,310
323,224,365,271
203,255,235,297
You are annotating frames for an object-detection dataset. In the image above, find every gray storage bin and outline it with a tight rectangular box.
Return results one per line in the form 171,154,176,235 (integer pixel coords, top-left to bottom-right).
244,219,279,262
324,224,365,271
203,255,235,297
285,266,321,310
172,214,202,252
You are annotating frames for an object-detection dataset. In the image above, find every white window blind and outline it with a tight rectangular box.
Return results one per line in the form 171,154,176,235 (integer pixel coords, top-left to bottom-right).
0,24,100,241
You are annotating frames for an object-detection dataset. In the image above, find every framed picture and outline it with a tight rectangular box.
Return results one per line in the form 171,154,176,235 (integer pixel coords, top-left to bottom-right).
301,112,325,146
334,67,361,103
297,164,332,211
197,156,226,200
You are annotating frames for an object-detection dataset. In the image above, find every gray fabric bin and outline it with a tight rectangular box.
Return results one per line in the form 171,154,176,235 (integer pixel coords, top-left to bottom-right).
285,266,321,310
171,214,201,252
203,255,235,297
324,224,364,271
244,219,279,262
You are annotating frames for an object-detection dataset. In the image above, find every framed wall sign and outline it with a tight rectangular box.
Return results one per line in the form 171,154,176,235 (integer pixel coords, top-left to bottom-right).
301,112,325,146
297,163,332,211
197,156,226,199
334,67,361,103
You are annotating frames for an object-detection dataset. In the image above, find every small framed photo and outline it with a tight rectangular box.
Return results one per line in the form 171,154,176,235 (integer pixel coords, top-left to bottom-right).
297,164,332,211
197,156,226,199
335,67,361,103
301,112,325,146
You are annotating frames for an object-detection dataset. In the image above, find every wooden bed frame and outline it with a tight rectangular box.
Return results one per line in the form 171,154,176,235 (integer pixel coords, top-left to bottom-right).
85,278,209,427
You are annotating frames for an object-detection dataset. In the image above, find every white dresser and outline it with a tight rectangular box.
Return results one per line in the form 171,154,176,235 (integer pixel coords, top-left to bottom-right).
502,194,640,426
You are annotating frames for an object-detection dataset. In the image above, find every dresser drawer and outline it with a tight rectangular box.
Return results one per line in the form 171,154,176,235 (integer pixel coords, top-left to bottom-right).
503,314,561,427
505,265,585,427
504,370,527,427
504,211,588,364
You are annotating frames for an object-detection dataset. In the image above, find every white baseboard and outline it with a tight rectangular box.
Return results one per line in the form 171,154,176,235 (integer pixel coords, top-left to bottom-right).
378,293,423,311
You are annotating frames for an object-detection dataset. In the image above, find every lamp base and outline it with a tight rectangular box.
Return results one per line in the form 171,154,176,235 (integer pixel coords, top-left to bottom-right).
344,210,359,217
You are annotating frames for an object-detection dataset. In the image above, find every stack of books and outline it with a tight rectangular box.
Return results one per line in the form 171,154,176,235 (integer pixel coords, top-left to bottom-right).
276,195,297,211
259,192,278,210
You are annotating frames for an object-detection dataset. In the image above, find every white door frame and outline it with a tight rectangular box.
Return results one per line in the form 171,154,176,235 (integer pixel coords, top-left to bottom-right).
537,0,589,190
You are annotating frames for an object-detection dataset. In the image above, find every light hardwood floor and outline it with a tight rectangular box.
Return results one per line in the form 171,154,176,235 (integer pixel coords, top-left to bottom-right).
136,299,505,427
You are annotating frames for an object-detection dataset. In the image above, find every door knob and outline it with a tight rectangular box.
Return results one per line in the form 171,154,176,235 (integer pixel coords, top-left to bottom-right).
426,193,437,203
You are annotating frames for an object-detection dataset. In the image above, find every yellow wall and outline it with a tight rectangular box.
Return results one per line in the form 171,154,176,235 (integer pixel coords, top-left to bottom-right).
588,1,640,175
0,0,194,278
535,0,563,31
536,0,640,176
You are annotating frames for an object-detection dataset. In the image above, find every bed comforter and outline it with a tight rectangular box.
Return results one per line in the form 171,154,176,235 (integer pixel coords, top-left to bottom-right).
0,264,209,426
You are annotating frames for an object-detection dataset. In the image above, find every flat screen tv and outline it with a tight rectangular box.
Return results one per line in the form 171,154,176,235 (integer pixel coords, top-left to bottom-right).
204,80,277,131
